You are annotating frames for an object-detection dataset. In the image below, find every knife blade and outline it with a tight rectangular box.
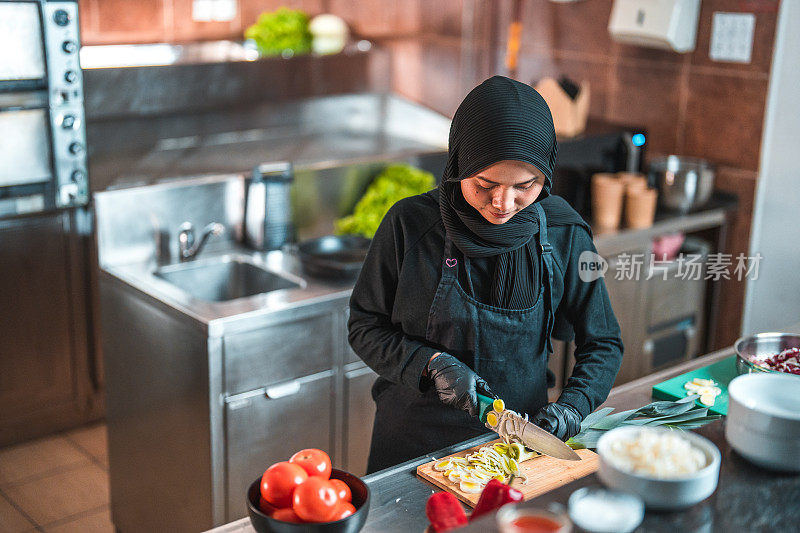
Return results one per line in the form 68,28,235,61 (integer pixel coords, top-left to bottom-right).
477,393,581,461
516,416,581,461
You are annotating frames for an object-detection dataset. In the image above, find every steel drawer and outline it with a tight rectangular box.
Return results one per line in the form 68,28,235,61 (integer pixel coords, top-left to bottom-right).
223,311,336,394
342,363,377,476
224,370,335,521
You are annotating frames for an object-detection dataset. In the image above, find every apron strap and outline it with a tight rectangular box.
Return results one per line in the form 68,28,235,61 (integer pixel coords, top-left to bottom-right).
535,203,556,354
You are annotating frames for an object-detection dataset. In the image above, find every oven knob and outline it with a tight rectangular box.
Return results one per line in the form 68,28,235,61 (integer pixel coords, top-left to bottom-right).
62,40,77,54
69,142,84,155
71,170,86,183
61,115,76,129
64,70,77,84
53,9,70,26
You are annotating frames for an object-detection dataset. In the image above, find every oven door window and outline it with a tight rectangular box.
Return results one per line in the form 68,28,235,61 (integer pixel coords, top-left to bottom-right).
0,108,52,187
0,3,46,83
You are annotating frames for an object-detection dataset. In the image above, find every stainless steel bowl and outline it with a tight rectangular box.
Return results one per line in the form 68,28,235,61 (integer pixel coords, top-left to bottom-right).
734,332,800,377
649,156,715,213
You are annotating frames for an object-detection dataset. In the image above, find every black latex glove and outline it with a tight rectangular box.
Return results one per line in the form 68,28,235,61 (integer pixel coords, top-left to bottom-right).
532,402,583,441
426,353,496,417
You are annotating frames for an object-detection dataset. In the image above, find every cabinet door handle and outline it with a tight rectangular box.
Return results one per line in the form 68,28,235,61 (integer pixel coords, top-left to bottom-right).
264,380,302,399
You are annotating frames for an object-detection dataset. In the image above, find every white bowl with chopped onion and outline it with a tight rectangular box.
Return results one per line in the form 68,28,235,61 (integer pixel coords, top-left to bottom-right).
596,427,721,510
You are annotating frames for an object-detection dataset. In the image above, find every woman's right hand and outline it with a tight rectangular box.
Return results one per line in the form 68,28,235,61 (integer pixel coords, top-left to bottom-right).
425,353,495,417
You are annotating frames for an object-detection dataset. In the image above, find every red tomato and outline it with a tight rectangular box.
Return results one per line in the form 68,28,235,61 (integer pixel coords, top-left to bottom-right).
289,448,332,479
261,462,308,508
330,479,352,502
258,496,277,515
332,501,356,520
271,508,304,523
292,477,340,522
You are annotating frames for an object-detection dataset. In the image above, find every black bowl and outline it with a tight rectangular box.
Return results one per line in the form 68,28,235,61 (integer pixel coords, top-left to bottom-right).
247,469,370,533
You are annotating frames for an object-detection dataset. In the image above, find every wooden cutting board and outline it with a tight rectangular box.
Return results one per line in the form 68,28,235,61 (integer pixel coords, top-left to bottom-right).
416,439,598,507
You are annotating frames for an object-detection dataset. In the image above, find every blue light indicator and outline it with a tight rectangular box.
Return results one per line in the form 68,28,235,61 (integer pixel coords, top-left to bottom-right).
632,133,646,147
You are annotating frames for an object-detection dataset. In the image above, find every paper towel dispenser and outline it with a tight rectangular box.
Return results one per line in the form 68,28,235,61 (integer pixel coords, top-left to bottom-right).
608,0,701,53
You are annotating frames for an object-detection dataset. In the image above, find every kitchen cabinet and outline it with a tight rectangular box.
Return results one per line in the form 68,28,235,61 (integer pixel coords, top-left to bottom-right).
603,250,648,386
342,363,378,476
0,211,96,446
224,370,335,519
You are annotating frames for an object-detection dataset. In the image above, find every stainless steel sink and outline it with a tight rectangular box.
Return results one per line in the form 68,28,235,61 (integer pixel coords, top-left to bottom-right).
155,255,302,302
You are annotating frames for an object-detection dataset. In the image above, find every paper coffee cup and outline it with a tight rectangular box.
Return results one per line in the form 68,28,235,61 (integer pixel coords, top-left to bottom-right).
625,187,658,229
591,174,625,230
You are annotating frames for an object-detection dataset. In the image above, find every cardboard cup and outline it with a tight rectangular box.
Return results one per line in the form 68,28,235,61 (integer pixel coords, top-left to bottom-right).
591,174,625,230
625,187,658,229
618,172,648,194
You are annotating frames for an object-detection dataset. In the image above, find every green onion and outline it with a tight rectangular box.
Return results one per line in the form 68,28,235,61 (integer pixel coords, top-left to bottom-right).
566,395,722,450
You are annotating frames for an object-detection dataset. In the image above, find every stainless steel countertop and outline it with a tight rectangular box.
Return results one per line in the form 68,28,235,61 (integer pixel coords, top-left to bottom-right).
206,322,800,533
100,244,355,337
100,193,736,338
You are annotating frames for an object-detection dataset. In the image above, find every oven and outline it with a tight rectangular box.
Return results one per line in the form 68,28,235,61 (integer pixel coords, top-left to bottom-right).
0,0,87,217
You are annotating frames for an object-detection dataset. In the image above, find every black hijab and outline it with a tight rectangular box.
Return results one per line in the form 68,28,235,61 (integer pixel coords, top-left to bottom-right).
439,76,559,309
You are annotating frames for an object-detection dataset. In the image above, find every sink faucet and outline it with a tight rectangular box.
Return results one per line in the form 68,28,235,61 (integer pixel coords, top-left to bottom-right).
178,222,225,261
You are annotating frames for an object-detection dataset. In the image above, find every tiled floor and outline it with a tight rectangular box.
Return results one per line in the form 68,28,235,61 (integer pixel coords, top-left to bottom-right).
0,424,114,533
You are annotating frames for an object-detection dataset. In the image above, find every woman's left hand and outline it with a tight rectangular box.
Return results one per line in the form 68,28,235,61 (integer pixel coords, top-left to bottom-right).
532,402,582,441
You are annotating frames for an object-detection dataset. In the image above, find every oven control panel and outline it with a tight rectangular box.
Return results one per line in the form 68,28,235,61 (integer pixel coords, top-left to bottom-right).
43,1,88,208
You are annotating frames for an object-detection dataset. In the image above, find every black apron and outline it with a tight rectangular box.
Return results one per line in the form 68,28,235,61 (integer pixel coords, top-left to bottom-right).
366,203,557,473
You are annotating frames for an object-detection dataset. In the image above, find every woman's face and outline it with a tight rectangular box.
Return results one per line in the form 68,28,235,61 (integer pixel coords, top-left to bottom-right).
460,160,545,224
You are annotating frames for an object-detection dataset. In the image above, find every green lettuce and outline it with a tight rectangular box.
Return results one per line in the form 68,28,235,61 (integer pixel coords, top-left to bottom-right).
335,164,435,238
244,8,311,56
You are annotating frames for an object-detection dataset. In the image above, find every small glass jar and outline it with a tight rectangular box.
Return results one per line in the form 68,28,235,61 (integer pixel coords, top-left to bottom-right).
496,503,572,533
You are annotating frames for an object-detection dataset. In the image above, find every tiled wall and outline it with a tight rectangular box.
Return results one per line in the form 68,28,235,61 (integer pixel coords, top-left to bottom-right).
77,0,425,45
371,0,778,348
78,0,780,347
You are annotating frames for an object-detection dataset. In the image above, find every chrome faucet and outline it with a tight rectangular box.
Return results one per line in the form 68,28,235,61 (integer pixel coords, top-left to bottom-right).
178,222,225,261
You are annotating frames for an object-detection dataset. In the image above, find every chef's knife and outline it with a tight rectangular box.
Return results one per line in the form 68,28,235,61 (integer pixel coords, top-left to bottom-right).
477,394,581,461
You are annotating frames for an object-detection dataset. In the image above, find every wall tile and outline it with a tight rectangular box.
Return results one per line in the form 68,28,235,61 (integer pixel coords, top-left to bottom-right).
682,71,768,170
328,0,421,38
612,42,686,65
78,0,99,45
690,0,779,76
381,39,424,104
515,48,558,86
91,0,168,44
607,61,682,156
419,38,467,117
529,0,615,57
420,0,464,37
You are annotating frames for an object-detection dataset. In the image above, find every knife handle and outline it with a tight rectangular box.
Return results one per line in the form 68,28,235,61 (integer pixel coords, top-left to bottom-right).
477,393,495,423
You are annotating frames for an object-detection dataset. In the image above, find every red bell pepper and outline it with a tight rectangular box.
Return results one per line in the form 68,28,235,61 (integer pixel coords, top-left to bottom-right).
426,491,469,532
470,479,524,521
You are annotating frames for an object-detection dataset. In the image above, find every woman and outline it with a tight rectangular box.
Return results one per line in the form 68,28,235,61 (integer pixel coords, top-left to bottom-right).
348,76,624,473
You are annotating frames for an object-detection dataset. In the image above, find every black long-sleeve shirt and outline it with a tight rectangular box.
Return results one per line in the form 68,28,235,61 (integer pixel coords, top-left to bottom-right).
347,189,623,418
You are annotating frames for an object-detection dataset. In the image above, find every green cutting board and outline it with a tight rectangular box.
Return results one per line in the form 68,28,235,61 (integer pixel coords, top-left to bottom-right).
651,355,738,415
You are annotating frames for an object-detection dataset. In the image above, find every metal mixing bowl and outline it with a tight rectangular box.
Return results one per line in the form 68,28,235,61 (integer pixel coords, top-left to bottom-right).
734,332,800,377
649,156,715,213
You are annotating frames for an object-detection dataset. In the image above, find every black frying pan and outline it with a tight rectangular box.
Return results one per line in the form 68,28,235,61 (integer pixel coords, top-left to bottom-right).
297,235,371,279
